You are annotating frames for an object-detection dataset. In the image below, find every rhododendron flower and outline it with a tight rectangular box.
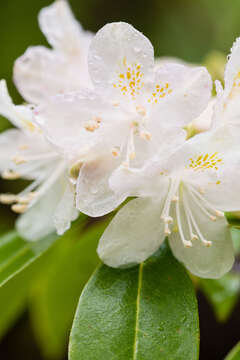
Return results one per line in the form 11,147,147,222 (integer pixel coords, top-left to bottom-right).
0,81,78,240
14,0,93,104
35,21,212,218
98,127,240,278
214,37,240,131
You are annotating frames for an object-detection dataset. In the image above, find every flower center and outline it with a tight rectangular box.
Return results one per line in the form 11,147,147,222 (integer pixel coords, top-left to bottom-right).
188,152,223,172
148,83,173,104
113,57,144,99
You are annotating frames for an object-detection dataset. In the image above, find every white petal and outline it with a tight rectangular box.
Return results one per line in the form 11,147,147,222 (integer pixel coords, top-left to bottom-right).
35,90,128,157
0,129,26,173
191,98,214,133
16,178,64,241
172,126,240,212
0,80,33,128
76,154,126,217
14,1,93,104
14,46,91,104
54,181,78,235
88,22,154,102
150,64,212,128
97,197,165,268
169,190,234,278
224,37,240,96
38,0,84,54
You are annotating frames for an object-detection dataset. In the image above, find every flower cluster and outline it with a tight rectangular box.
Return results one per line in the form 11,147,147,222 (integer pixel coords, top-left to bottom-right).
1,0,240,278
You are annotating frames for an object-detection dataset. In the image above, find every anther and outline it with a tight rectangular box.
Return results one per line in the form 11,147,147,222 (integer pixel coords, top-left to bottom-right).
136,105,146,116
191,234,198,241
140,131,151,140
113,101,120,107
202,240,212,247
17,196,31,205
215,210,224,217
183,240,193,248
11,203,28,214
12,155,27,165
210,215,217,221
0,194,17,204
94,116,102,124
172,196,179,202
161,216,173,224
84,122,99,132
2,170,21,180
112,147,120,157
164,225,171,235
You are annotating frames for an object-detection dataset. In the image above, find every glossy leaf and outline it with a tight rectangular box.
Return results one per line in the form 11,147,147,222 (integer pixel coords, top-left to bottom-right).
30,219,106,359
225,342,240,360
69,243,199,360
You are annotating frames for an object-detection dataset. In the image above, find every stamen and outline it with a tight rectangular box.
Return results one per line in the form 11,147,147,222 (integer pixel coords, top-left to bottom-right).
112,147,120,157
161,178,179,222
184,189,212,247
84,121,99,132
182,192,198,242
94,116,102,124
2,170,21,180
164,224,171,235
189,184,223,220
172,196,179,202
0,194,17,204
11,203,28,214
161,216,173,224
175,191,192,248
140,130,151,140
12,155,27,165
216,210,224,217
17,196,31,205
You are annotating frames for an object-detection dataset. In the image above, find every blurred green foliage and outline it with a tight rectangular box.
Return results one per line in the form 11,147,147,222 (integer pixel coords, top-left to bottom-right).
1,1,240,359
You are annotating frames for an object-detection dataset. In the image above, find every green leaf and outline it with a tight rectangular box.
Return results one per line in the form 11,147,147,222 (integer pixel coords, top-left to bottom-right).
231,228,240,255
225,342,240,360
0,215,87,288
0,266,31,338
199,273,240,322
0,238,57,339
69,243,199,360
29,219,106,359
0,230,57,287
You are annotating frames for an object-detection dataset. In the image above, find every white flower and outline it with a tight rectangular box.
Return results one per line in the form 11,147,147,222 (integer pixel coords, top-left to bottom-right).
214,37,240,131
0,81,78,240
35,21,212,218
13,0,93,104
190,99,215,134
97,126,240,278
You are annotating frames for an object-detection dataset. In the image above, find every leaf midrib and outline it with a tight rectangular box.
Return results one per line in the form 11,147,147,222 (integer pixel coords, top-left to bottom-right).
133,262,143,360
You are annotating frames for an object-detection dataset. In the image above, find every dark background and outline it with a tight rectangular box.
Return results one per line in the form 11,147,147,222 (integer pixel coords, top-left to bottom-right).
0,0,240,359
